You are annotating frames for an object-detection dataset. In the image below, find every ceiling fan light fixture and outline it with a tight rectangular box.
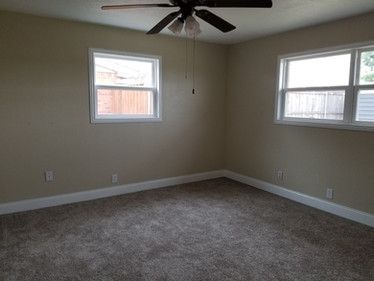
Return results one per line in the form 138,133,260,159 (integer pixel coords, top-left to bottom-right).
185,16,201,38
168,18,184,35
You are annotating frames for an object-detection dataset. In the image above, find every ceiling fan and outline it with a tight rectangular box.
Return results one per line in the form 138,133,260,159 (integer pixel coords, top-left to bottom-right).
102,0,273,37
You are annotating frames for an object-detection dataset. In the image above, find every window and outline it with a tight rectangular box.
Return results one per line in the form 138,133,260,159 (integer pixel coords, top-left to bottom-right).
89,49,161,123
275,42,374,131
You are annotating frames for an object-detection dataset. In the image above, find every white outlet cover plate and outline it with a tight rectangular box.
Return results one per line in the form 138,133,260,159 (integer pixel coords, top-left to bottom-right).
111,174,118,184
45,171,54,182
326,188,334,199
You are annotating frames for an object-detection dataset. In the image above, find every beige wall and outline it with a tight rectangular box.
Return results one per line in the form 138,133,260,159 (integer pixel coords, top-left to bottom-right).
226,12,374,214
0,11,228,203
1,10,373,214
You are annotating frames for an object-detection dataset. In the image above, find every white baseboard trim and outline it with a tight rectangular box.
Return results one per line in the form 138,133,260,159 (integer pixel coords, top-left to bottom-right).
2,169,372,227
224,170,374,228
0,170,224,215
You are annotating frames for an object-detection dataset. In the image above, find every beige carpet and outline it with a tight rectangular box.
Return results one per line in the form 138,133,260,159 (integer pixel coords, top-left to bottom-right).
0,178,373,281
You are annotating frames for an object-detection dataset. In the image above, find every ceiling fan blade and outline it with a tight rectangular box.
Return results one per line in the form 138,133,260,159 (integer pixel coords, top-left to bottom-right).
195,9,235,33
147,11,182,34
196,0,273,8
102,4,176,10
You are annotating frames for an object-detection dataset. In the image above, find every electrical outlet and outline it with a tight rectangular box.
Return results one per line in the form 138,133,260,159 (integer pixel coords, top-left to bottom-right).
282,171,287,181
275,169,285,182
326,188,334,200
111,174,118,184
45,171,55,182
277,170,283,181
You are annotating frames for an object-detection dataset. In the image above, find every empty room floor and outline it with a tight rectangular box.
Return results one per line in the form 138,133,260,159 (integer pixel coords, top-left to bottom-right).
1,178,373,281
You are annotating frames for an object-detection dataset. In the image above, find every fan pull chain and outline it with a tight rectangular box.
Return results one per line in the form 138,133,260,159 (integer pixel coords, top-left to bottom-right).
185,36,188,79
192,36,196,94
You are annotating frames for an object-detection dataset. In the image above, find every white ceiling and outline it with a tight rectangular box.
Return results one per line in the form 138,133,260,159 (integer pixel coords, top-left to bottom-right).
1,0,374,44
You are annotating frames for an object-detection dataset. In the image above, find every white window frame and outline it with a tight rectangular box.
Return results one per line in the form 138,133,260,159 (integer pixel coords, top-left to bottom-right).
275,40,374,132
89,48,162,123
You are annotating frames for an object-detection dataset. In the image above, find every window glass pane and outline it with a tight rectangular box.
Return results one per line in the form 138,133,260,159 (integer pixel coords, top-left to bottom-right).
95,55,154,87
356,89,374,122
287,54,351,88
359,51,374,85
97,88,153,116
284,90,345,120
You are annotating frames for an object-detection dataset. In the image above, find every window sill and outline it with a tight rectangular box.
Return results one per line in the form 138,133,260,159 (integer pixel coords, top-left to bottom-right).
91,117,162,124
274,119,374,133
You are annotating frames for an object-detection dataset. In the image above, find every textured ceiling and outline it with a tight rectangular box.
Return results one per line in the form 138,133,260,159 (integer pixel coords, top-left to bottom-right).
0,0,374,44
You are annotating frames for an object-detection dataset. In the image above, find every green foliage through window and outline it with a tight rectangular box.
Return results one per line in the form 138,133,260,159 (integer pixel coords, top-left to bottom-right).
362,51,374,83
